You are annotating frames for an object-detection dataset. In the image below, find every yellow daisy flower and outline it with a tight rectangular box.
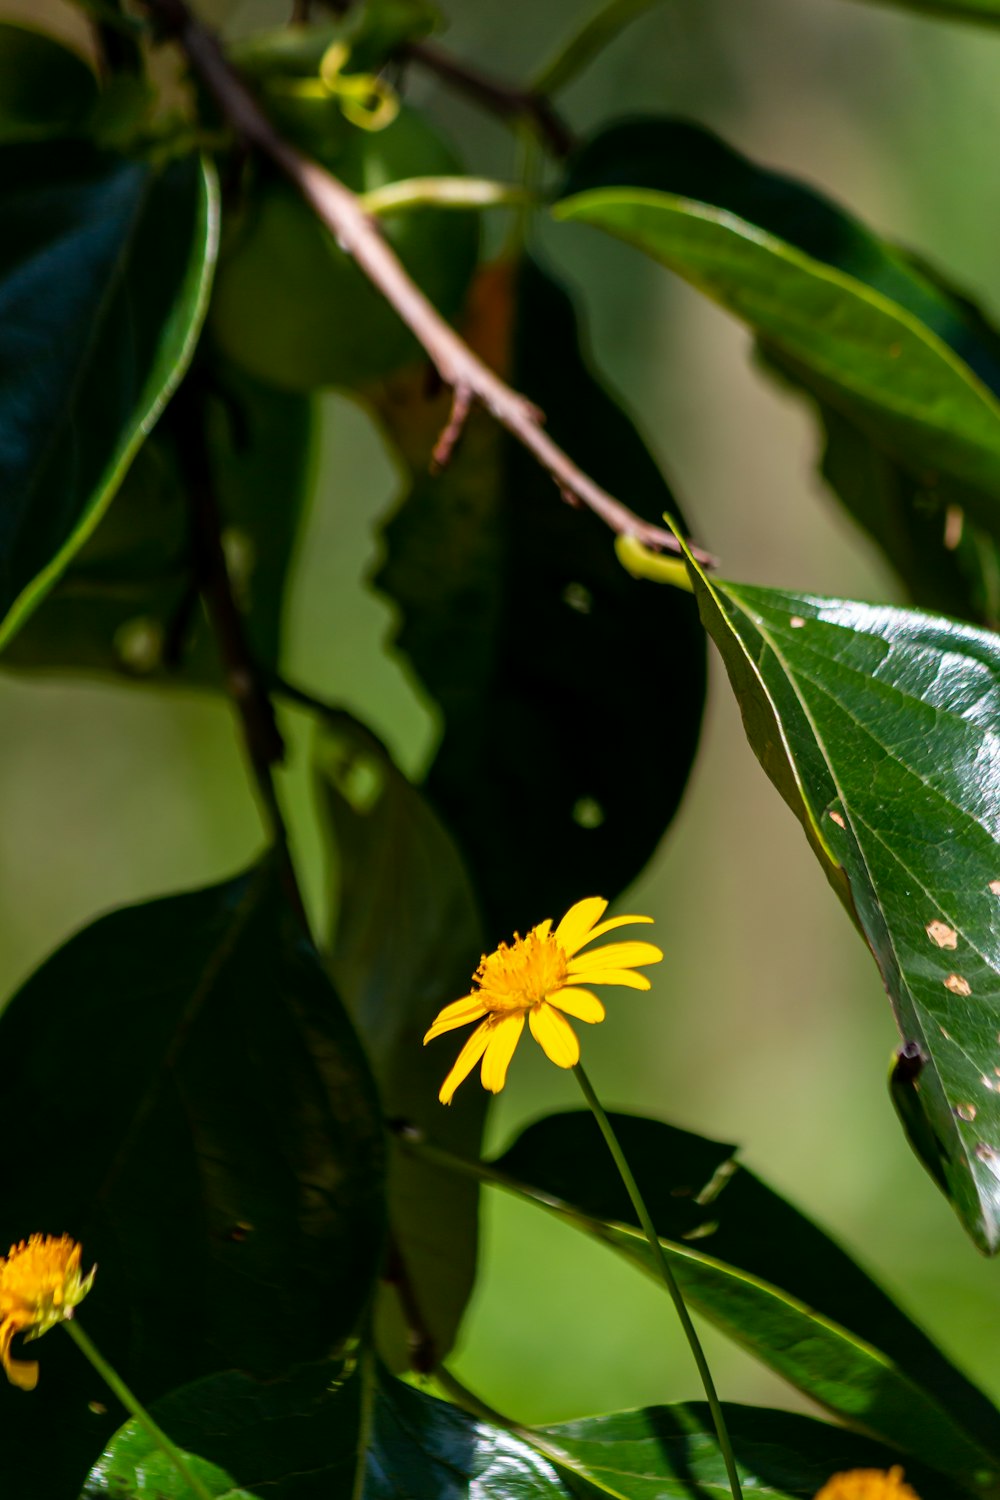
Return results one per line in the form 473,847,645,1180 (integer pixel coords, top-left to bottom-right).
424,896,663,1104
814,1469,920,1500
0,1234,96,1390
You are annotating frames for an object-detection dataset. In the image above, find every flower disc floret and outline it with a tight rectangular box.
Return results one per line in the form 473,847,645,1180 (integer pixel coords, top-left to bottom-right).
424,896,663,1103
0,1234,96,1390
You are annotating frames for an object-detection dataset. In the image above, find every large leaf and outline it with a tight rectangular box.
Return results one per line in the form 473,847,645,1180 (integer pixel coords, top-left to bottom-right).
83,1357,363,1499
541,1403,973,1500
82,1360,974,1500
554,119,1000,540
372,258,706,936
0,141,217,649
314,711,485,1367
2,361,313,683
482,1111,1000,1484
672,551,1000,1252
0,862,385,1499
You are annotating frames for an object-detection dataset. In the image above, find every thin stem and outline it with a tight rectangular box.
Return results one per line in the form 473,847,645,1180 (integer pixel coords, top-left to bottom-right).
532,0,664,96
140,0,714,568
359,176,532,217
404,39,575,158
63,1321,215,1500
571,1063,744,1500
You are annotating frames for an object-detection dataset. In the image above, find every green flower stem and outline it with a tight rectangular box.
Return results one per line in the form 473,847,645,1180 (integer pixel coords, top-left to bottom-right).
63,1320,215,1500
572,1062,744,1500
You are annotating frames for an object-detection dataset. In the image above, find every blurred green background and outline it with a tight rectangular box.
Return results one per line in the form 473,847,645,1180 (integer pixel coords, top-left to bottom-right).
5,0,1000,1430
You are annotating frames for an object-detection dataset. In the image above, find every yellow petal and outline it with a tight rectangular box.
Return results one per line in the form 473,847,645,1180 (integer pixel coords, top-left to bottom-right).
533,919,553,940
547,987,605,1023
423,994,489,1043
567,941,663,970
438,1019,492,1104
562,968,652,991
581,913,654,944
554,897,607,955
0,1319,37,1391
481,1013,525,1093
529,1003,580,1068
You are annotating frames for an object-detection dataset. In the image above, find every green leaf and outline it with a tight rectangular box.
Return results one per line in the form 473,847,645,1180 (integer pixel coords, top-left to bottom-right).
2,362,314,683
488,1116,1000,1476
760,348,1000,628
368,1374,573,1499
675,552,1000,1253
372,258,706,937
83,1357,363,1499
314,712,485,1367
485,1111,1000,1484
0,141,218,650
0,24,97,142
0,862,385,1499
555,119,1000,538
542,1403,975,1500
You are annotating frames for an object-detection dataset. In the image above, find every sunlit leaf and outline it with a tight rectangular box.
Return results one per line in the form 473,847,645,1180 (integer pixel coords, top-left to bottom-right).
555,119,1000,543
675,552,1000,1252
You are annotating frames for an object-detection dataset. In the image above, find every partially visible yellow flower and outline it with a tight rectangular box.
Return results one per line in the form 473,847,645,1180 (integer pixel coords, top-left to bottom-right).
0,1234,96,1390
424,896,663,1104
814,1469,920,1500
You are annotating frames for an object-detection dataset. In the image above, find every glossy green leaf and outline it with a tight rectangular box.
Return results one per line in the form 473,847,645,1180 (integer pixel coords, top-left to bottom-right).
0,141,218,650
542,1403,973,1500
675,554,1000,1252
0,862,385,1499
0,24,97,141
372,258,706,936
2,362,314,683
555,120,1000,538
314,711,485,1367
368,1374,573,1499
83,1357,363,1499
467,1111,1000,1485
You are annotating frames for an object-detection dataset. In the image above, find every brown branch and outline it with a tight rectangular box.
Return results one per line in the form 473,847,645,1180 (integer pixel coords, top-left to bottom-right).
404,39,576,160
143,0,713,568
430,383,473,473
169,377,310,931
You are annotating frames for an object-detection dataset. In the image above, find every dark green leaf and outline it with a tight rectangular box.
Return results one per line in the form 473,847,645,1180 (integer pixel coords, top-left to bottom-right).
0,142,217,649
372,258,706,936
555,120,1000,540
479,1112,1000,1485
83,1357,363,1499
314,712,485,1367
676,553,1000,1252
2,362,313,683
0,861,385,1498
0,24,97,142
367,1372,573,1499
760,353,1000,629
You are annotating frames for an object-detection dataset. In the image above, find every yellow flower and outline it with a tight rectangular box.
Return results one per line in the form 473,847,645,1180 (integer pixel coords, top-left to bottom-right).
424,896,663,1104
814,1469,920,1500
0,1234,96,1390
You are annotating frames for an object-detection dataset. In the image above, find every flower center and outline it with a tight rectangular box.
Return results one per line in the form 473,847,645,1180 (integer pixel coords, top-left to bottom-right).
0,1235,93,1332
474,926,568,1015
